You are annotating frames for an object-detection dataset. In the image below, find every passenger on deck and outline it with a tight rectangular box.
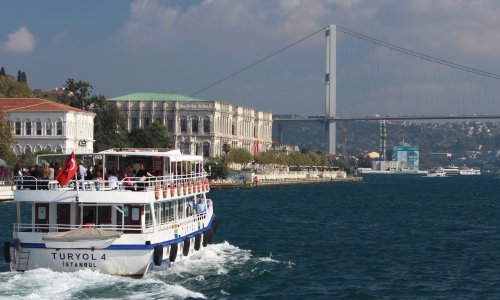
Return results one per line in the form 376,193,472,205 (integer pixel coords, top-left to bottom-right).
107,170,119,190
196,198,206,214
78,161,87,190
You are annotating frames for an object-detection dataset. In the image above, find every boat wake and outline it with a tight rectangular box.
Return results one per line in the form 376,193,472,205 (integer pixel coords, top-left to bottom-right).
0,241,289,299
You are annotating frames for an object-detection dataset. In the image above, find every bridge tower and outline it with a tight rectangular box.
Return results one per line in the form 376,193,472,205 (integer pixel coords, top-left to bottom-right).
325,24,337,154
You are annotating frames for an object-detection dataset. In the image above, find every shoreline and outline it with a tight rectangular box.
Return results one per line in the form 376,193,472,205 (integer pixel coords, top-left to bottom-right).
210,176,363,189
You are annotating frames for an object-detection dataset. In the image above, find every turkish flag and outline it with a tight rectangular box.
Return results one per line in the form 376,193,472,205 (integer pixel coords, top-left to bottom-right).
55,152,78,187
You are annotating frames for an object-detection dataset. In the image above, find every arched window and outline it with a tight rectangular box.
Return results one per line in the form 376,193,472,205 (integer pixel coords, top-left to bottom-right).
45,145,52,152
15,120,21,135
14,145,21,155
56,145,63,153
24,145,32,154
192,117,199,133
56,120,63,136
203,142,210,157
180,117,187,133
46,120,52,135
25,119,32,135
34,145,42,153
36,120,42,135
167,118,174,132
180,142,190,154
203,117,210,133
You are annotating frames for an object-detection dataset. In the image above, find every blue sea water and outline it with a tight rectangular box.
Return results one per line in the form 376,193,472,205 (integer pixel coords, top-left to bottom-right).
0,174,499,299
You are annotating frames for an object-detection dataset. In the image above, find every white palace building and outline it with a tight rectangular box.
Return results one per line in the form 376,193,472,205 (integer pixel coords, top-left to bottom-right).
109,92,273,157
0,98,95,155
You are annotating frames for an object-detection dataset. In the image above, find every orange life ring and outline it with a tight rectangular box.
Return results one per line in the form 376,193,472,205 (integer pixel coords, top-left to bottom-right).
171,183,175,197
183,182,187,195
163,183,168,198
154,184,160,200
189,181,193,194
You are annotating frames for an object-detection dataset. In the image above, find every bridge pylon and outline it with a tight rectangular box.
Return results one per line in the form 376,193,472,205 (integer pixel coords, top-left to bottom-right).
325,24,337,154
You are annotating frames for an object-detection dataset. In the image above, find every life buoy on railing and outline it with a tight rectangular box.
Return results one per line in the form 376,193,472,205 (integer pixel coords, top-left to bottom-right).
203,179,208,191
163,183,168,198
83,223,95,228
189,181,193,194
177,182,182,196
183,182,187,195
154,184,160,200
171,182,175,197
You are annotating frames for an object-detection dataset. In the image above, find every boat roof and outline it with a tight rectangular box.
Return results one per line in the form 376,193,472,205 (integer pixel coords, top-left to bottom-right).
37,148,204,162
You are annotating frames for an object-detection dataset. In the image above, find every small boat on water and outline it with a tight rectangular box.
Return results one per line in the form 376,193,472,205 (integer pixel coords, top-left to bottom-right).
459,167,481,176
3,148,218,277
427,167,446,177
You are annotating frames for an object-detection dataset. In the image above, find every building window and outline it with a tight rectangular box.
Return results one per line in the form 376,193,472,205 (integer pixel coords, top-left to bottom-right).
232,123,236,135
15,120,21,135
192,118,199,133
203,117,210,133
46,120,52,135
24,145,31,154
56,145,63,153
143,116,151,127
203,142,210,157
131,116,138,129
45,145,52,152
155,116,162,124
56,120,63,135
180,117,187,133
34,145,42,153
167,119,174,132
25,120,32,135
36,120,42,136
254,126,258,138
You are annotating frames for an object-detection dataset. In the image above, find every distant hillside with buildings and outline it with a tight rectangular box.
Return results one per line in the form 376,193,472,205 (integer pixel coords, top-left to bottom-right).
273,116,500,171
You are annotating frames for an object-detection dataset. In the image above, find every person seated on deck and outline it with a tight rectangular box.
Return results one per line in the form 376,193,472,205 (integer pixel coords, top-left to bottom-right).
107,169,119,190
196,197,206,214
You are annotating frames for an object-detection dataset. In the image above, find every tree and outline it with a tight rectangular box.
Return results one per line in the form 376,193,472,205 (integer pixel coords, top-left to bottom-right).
0,74,32,97
63,78,93,110
92,95,130,151
128,122,172,148
0,108,17,165
205,157,229,179
0,67,6,77
227,148,253,167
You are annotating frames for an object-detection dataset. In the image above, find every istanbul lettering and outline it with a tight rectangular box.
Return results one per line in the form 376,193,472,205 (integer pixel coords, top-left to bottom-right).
51,252,106,268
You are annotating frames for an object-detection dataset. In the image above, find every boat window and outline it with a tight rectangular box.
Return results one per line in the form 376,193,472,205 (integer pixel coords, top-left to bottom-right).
177,199,184,220
98,206,112,225
145,204,152,227
131,207,140,221
38,206,47,220
83,206,96,224
168,202,174,222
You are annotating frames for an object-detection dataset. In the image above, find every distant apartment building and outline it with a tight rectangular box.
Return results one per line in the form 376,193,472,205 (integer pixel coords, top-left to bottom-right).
109,92,273,157
0,98,95,155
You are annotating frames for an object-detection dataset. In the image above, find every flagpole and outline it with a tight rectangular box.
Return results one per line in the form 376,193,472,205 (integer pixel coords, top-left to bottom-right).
75,165,80,202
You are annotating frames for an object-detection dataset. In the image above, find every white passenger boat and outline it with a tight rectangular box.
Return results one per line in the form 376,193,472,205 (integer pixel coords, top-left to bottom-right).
3,148,218,277
427,167,446,177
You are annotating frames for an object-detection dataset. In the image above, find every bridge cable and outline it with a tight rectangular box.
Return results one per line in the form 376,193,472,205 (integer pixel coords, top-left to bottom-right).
190,26,328,97
336,25,500,80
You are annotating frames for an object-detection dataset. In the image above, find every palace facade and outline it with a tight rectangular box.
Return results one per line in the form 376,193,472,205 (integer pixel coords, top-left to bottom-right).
109,93,273,157
0,98,95,154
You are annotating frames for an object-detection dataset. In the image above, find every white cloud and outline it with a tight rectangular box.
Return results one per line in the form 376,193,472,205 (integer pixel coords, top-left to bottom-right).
2,26,35,54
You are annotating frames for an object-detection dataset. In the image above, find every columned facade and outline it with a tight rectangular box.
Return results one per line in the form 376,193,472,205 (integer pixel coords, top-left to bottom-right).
110,93,273,157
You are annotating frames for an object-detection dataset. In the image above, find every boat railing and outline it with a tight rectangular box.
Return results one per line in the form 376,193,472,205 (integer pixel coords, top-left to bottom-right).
14,172,211,195
14,222,145,233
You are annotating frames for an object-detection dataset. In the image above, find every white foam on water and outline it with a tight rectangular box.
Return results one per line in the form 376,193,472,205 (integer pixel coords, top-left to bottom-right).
160,241,253,277
0,268,205,299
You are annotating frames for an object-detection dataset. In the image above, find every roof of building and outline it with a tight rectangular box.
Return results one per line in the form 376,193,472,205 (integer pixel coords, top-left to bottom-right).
0,98,93,114
108,92,207,102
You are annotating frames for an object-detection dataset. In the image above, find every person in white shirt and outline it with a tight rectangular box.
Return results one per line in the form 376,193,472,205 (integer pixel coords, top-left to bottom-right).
107,170,119,190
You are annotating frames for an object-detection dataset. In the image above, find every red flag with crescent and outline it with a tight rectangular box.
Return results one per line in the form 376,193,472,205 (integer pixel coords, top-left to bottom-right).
55,151,78,187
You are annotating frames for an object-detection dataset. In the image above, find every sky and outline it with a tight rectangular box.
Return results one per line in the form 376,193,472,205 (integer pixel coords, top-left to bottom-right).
1,0,500,117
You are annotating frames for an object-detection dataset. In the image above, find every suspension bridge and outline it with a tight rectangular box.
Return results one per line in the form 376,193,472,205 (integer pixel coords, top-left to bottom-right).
273,24,500,154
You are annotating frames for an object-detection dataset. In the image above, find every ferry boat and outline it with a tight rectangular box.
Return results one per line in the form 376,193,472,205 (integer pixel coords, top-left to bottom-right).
3,148,218,277
427,167,446,177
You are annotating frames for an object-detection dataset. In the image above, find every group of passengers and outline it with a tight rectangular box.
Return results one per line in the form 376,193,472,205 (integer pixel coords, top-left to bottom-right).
13,162,60,189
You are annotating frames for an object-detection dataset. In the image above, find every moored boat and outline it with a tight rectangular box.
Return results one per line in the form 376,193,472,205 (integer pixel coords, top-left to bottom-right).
3,148,218,277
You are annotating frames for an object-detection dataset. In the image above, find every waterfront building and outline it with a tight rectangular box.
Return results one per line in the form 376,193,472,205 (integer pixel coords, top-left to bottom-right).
109,92,273,157
0,98,95,155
